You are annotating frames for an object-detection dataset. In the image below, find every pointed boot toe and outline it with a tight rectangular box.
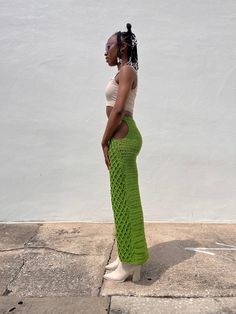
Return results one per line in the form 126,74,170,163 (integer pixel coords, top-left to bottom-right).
103,262,142,283
105,256,120,270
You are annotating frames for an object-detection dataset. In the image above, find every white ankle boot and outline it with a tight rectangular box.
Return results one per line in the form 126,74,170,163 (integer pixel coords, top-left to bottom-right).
103,261,142,282
105,256,120,270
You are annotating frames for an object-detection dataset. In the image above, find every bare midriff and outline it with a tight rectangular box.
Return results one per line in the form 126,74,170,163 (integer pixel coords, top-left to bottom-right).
106,106,133,119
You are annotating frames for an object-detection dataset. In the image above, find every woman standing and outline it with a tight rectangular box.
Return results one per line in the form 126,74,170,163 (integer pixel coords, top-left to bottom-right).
101,23,149,282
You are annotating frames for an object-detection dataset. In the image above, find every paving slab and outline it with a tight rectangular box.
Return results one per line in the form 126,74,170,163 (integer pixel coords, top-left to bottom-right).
0,223,114,297
101,223,236,298
109,296,236,314
0,296,110,314
0,223,40,296
5,249,106,297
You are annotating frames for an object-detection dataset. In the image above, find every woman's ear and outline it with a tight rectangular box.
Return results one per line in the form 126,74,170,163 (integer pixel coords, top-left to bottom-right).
121,42,128,53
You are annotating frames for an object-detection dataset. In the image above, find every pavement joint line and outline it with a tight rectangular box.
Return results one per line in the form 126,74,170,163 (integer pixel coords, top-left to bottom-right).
3,256,25,296
98,236,116,297
107,294,236,299
107,296,112,313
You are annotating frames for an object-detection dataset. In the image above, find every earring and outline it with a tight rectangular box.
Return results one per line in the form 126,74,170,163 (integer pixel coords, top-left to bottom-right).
117,56,122,64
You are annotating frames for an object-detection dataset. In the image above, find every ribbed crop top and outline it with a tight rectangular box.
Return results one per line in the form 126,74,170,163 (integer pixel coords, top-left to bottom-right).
105,70,138,113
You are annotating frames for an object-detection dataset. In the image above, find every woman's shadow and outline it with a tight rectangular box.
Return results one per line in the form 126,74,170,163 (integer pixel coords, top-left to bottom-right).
139,239,201,286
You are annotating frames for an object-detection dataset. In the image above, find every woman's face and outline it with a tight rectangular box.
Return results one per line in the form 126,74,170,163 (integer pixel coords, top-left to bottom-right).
104,36,118,67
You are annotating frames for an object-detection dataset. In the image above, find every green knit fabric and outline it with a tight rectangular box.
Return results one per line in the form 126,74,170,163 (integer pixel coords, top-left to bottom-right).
108,116,149,265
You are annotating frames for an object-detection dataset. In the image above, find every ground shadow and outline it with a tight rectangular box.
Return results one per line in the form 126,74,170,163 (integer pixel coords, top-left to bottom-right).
137,239,201,286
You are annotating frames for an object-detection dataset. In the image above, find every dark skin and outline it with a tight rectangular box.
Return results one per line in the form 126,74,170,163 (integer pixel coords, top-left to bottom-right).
102,34,138,170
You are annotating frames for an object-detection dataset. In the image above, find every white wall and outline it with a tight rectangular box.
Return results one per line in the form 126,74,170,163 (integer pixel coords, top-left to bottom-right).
0,0,235,222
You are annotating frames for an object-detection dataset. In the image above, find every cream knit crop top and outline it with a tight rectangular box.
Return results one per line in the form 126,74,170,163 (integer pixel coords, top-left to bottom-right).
105,70,138,113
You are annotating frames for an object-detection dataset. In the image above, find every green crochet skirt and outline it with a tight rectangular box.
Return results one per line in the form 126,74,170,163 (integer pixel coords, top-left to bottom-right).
108,116,149,265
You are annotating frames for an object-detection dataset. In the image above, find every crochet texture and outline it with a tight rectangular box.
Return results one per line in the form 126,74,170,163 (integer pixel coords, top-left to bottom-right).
108,116,149,265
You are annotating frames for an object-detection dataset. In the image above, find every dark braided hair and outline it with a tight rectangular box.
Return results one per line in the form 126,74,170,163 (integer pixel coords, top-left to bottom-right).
114,23,139,71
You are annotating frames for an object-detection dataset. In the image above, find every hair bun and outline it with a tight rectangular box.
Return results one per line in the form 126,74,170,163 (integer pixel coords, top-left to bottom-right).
126,23,132,34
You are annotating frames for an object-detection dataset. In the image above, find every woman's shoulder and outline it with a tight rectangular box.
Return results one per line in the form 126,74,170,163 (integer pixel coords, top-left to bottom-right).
120,64,137,73
119,65,137,80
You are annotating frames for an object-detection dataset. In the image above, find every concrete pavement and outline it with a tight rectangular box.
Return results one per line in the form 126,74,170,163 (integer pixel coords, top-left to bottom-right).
0,222,235,313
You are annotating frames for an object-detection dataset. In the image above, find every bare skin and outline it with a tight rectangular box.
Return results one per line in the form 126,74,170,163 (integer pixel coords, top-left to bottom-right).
102,34,138,170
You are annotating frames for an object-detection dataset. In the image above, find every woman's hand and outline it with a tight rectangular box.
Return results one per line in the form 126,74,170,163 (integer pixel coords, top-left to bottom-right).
101,141,110,170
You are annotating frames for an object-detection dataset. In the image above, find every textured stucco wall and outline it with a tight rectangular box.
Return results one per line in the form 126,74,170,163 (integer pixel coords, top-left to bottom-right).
0,0,235,222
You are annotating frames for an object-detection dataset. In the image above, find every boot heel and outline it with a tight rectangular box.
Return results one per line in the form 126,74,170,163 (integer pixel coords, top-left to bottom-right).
132,265,141,282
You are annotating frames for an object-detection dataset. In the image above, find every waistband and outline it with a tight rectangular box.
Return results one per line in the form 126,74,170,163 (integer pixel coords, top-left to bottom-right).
121,116,138,130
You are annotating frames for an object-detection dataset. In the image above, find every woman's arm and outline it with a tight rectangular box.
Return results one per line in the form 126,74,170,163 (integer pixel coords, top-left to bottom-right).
101,66,134,146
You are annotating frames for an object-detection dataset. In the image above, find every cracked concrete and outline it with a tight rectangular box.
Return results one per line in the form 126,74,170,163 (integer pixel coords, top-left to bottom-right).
0,223,40,251
0,222,235,313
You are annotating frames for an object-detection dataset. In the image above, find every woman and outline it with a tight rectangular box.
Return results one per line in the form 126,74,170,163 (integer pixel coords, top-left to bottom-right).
101,23,149,283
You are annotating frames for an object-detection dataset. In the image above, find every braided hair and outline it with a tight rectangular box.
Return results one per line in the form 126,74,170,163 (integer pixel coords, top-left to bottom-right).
114,23,139,71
